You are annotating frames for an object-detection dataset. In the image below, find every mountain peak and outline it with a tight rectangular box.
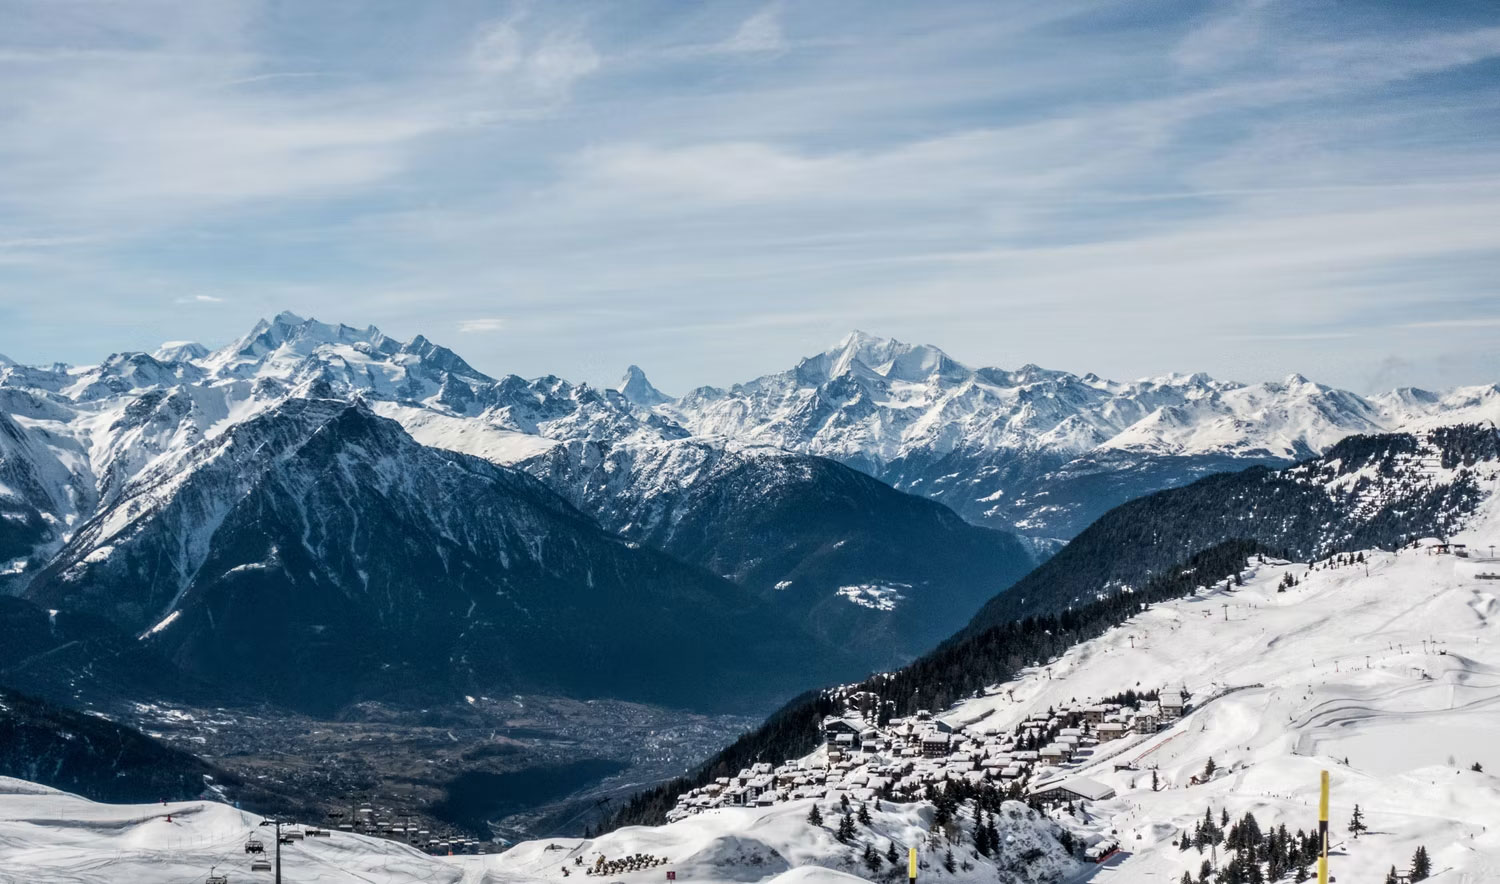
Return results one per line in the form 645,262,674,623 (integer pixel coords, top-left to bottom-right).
152,341,209,363
618,365,670,406
817,331,967,383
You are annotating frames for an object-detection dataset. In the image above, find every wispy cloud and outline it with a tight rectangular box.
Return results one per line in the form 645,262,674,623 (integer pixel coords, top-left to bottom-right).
1399,317,1500,330
2,0,1498,394
722,5,787,54
458,318,505,333
469,12,600,97
174,294,226,304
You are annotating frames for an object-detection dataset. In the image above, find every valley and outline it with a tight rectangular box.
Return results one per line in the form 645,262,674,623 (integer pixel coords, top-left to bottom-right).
127,695,755,845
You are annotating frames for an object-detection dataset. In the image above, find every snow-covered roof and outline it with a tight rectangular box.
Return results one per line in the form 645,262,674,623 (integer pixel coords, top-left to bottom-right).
1031,776,1116,801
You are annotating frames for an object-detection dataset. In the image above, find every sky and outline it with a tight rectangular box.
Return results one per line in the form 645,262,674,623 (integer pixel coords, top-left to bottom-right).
1,0,1498,394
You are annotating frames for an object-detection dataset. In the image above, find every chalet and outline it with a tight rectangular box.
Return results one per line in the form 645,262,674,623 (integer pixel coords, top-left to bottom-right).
1038,745,1068,763
1095,721,1128,742
1030,775,1117,806
823,715,864,744
1132,709,1160,734
920,732,953,758
1160,687,1188,719
1080,705,1110,724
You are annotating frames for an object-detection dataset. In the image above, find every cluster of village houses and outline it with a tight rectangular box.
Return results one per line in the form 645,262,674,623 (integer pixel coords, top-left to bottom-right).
666,687,1190,823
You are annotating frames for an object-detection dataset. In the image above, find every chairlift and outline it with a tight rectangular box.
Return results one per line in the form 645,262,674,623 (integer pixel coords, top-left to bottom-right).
244,835,265,854
205,866,230,884
250,858,272,872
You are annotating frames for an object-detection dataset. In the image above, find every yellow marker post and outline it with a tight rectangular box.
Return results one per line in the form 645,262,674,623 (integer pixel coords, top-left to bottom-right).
908,846,918,884
1318,770,1330,884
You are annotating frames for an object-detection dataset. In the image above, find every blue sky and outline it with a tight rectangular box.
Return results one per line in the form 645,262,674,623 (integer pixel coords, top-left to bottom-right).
1,0,1498,393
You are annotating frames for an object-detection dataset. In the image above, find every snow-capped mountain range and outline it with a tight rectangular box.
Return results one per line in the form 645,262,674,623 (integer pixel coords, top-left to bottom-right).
655,330,1500,536
1,312,1497,714
3,312,1496,559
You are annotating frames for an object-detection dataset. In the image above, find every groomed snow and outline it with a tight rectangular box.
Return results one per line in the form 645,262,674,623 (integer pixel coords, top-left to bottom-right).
930,529,1500,880
0,781,1071,884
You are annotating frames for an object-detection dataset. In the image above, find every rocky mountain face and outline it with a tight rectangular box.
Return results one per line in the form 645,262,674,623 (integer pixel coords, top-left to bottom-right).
21,398,856,715
961,423,1500,634
519,439,1035,667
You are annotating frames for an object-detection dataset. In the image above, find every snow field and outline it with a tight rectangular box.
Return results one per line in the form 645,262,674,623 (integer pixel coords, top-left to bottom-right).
938,536,1500,882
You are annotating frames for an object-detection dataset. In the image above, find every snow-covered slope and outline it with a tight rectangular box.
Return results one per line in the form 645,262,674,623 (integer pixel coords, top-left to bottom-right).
0,778,460,884
614,472,1500,884
928,534,1500,881
964,424,1500,632
0,777,1075,884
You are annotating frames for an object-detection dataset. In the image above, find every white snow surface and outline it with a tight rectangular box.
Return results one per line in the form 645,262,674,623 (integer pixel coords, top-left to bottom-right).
0,780,462,884
923,517,1500,881
0,781,1070,884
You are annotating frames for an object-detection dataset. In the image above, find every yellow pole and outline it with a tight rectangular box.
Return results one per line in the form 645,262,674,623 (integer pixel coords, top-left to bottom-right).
1318,770,1330,884
908,846,918,884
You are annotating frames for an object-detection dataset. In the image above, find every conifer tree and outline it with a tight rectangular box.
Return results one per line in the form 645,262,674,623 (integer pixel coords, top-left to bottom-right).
857,802,871,826
942,848,956,874
837,812,856,843
1204,757,1218,780
807,803,823,827
1411,845,1431,881
1347,804,1367,838
886,840,900,866
863,843,881,873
